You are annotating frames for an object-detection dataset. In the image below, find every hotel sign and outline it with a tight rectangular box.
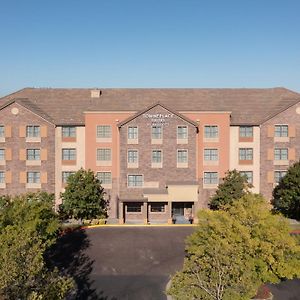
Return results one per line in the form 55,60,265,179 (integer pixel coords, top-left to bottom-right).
143,113,174,126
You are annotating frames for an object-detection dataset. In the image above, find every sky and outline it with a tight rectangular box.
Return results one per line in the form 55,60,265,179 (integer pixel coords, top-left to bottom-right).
0,0,300,96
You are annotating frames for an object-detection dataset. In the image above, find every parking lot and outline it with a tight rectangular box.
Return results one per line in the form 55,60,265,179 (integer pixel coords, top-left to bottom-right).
52,226,300,300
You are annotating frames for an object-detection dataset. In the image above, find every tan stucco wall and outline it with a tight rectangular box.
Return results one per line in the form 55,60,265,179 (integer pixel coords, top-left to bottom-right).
144,185,198,202
229,126,260,193
55,126,85,206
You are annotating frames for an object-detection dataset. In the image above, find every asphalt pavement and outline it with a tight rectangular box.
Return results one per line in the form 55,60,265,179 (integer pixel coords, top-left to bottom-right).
85,226,194,300
52,226,300,300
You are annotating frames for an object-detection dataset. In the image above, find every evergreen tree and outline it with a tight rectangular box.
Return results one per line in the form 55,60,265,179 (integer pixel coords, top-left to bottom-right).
209,169,251,210
272,161,300,220
60,168,108,221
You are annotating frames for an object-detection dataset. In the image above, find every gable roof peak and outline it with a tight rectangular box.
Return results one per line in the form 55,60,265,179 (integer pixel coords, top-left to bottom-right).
118,101,199,128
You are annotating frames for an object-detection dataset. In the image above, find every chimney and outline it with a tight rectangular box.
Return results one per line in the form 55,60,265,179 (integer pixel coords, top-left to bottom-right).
91,89,102,98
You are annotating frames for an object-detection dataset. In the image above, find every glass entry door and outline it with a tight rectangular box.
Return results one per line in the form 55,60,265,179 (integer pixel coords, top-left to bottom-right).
172,202,185,216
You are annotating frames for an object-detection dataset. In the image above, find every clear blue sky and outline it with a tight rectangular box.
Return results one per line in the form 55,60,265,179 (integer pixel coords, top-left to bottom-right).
0,0,300,96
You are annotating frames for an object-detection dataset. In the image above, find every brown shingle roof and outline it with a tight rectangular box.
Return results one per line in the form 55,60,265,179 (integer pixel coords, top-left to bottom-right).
0,87,299,125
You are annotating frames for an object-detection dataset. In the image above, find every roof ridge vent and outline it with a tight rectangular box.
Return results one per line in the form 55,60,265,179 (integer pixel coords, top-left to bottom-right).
91,89,102,98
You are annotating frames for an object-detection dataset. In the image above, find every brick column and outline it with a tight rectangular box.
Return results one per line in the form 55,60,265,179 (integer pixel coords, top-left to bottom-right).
143,202,148,224
119,202,124,224
192,203,198,224
167,201,173,224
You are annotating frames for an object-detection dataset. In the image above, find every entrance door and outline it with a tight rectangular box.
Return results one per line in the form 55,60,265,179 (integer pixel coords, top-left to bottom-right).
172,202,184,217
172,202,193,224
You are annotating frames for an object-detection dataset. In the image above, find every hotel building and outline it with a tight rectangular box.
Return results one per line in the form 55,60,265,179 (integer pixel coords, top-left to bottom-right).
0,87,299,223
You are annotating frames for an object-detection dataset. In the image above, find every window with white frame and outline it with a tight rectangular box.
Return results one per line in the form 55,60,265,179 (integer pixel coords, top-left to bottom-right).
152,125,162,139
275,125,288,137
128,150,138,163
26,149,40,160
274,171,287,183
204,125,218,138
62,148,76,160
97,172,112,185
239,126,253,137
62,126,76,137
274,148,288,160
27,172,40,183
97,125,111,138
177,126,188,139
239,148,253,160
177,149,188,163
240,171,253,184
97,148,111,161
0,126,4,137
152,150,162,163
204,149,218,161
128,175,143,187
26,125,40,137
0,171,4,183
0,149,5,160
128,126,138,139
204,172,218,184
62,171,75,183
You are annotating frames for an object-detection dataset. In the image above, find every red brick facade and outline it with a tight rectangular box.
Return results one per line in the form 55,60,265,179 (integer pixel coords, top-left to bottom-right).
0,102,55,196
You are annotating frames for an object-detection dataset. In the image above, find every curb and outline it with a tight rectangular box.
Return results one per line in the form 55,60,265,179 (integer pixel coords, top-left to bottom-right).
165,279,173,300
81,224,198,229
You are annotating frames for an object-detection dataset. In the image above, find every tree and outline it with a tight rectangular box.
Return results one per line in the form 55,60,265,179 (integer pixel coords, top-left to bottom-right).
168,194,300,300
0,192,74,300
272,161,300,220
0,192,59,246
60,168,108,221
209,169,251,210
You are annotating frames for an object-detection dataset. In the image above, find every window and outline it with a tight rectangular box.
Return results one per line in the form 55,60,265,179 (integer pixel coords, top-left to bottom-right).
0,149,4,160
274,148,288,160
27,172,40,183
177,150,188,163
62,171,75,183
0,126,4,137
204,172,218,184
128,175,143,187
275,125,288,137
152,150,162,163
150,203,165,212
239,126,253,137
274,171,287,183
204,149,218,161
62,126,76,137
239,148,253,160
97,172,112,185
97,125,111,138
0,171,4,183
26,125,40,137
97,148,111,161
26,149,40,160
152,125,162,139
62,148,76,160
204,125,218,138
177,126,188,139
128,150,138,163
240,171,253,184
126,203,142,212
128,126,138,139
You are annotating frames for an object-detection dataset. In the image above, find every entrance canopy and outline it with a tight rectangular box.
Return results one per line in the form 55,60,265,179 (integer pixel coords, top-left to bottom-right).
143,182,199,202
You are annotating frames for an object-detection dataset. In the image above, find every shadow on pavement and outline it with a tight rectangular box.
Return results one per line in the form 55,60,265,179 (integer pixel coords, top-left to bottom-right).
47,228,117,300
